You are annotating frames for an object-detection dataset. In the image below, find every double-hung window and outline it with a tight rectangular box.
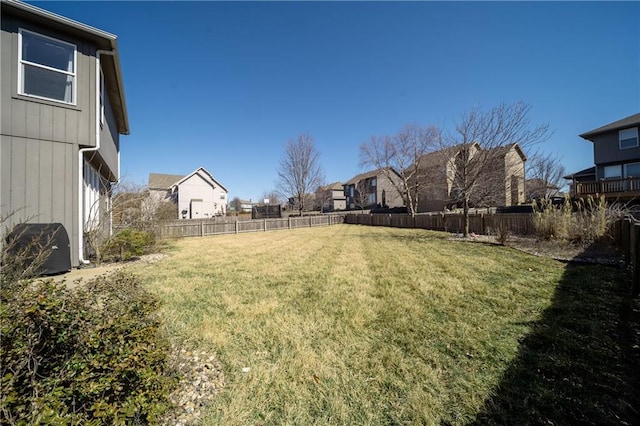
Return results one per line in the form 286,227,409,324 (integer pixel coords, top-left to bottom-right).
619,127,639,149
18,29,77,104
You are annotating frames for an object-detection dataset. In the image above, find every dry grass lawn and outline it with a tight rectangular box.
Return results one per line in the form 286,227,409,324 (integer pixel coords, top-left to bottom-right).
129,224,638,425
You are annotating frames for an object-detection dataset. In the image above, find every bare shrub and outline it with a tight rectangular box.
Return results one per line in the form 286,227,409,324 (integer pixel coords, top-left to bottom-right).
533,195,622,243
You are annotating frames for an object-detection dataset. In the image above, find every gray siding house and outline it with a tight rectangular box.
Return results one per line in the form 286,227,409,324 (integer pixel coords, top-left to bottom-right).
1,0,129,267
566,113,640,200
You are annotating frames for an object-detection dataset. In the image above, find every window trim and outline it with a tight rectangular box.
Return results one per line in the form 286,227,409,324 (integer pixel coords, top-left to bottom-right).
619,127,639,150
18,28,77,105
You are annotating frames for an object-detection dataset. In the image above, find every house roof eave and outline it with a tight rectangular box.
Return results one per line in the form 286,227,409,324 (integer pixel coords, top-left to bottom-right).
579,113,640,141
171,167,229,193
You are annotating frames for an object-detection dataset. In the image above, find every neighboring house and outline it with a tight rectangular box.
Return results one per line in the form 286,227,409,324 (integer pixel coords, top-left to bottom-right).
147,167,228,219
239,199,254,213
415,143,526,212
1,0,129,267
315,182,346,211
344,168,404,210
565,113,640,200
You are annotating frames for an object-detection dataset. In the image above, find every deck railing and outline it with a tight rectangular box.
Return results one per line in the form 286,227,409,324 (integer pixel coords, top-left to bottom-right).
574,177,640,196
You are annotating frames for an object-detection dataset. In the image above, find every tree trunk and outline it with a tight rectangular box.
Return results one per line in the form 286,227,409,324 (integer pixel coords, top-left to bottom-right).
463,197,470,237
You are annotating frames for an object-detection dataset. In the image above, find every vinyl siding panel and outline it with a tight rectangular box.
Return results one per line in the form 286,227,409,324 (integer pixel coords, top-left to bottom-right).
39,105,53,140
98,87,120,178
0,24,13,136
593,130,640,166
52,107,66,141
25,101,39,139
11,99,26,138
0,135,78,266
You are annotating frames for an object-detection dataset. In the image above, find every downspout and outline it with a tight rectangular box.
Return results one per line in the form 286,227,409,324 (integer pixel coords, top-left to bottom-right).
77,49,116,264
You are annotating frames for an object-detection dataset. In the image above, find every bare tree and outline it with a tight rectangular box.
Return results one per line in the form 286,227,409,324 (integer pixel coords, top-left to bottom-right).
260,190,281,205
230,197,242,214
526,151,567,200
349,179,367,212
276,133,325,215
314,185,331,212
439,102,551,236
360,123,440,216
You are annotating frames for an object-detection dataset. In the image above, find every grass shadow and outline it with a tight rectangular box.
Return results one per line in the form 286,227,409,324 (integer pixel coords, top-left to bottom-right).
470,243,640,425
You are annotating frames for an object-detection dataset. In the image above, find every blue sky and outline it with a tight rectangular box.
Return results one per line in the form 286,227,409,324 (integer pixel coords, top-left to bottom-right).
32,1,640,202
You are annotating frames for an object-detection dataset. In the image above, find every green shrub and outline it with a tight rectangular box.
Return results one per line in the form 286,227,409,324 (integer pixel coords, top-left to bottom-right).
0,271,176,424
102,229,155,262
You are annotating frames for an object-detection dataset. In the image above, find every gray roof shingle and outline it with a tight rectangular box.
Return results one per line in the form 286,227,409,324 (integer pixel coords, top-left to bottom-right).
148,173,184,189
580,113,640,140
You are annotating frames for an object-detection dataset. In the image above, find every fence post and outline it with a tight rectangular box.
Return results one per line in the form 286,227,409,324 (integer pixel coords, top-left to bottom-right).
622,219,631,264
264,219,267,232
309,216,312,227
235,218,238,234
288,216,291,229
201,221,204,237
632,223,640,295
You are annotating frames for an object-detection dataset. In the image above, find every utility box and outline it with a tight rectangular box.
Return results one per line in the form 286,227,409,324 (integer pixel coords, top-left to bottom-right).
6,223,71,275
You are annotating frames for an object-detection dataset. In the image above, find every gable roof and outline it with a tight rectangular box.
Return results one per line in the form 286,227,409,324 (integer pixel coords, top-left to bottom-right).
148,173,184,189
320,182,344,191
488,143,527,161
579,113,640,141
345,168,400,185
2,0,130,135
415,142,528,169
171,167,228,192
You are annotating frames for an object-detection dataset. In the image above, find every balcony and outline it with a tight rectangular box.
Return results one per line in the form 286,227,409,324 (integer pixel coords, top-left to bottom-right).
573,177,640,199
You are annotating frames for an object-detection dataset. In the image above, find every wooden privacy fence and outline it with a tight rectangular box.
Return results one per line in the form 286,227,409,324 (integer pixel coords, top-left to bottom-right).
345,212,536,235
158,214,347,238
609,215,640,294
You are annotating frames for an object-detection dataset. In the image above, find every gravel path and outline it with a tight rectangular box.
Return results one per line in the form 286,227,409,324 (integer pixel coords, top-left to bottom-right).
160,346,225,425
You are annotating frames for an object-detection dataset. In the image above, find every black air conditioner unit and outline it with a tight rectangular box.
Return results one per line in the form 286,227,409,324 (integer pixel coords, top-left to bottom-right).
6,223,71,275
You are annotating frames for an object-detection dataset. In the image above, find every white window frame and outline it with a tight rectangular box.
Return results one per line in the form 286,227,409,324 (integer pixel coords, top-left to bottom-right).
624,162,640,178
18,28,77,105
619,127,639,150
